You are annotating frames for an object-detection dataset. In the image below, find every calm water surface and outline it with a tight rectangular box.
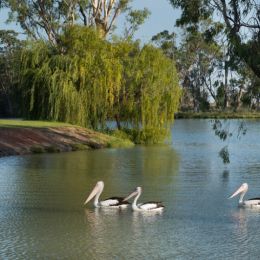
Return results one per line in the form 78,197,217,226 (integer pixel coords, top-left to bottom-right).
1,119,260,259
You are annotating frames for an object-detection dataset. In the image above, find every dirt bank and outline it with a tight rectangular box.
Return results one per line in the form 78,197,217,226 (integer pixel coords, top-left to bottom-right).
0,126,124,157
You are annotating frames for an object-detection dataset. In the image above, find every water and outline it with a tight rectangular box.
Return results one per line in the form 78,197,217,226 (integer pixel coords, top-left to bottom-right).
0,119,260,259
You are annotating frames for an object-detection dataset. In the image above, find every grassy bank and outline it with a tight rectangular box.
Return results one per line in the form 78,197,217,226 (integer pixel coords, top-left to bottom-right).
0,119,72,128
175,111,260,119
0,119,134,157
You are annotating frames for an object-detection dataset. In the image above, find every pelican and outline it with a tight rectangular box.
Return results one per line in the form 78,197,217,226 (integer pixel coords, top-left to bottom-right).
84,181,129,208
229,183,260,208
123,187,164,212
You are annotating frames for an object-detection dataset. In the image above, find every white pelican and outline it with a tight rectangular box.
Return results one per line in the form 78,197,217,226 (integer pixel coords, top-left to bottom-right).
123,187,164,212
84,181,129,208
229,183,260,208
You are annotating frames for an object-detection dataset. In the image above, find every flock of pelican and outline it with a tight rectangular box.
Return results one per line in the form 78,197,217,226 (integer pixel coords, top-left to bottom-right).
84,181,260,211
84,181,164,212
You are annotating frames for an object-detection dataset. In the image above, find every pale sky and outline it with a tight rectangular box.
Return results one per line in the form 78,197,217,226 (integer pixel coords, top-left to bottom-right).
0,0,180,42
118,0,181,42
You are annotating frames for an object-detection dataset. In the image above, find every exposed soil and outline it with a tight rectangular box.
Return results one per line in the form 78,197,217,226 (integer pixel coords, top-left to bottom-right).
0,126,112,157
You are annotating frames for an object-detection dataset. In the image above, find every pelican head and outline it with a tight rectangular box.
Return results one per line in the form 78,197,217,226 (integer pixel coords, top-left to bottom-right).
229,183,248,202
123,187,141,201
84,181,104,205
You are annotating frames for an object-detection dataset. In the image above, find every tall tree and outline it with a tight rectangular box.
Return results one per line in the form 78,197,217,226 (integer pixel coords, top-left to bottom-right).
152,22,223,111
4,0,146,41
5,0,63,45
151,30,176,59
79,0,131,37
123,8,150,39
0,30,22,116
170,0,260,78
170,0,258,163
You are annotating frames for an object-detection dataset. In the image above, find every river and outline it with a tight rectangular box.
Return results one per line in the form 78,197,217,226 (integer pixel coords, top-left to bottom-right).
0,119,260,259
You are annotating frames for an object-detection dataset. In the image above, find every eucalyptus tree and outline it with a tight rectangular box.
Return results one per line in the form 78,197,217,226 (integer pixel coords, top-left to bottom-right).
151,30,176,59
77,0,151,39
169,0,259,163
211,0,260,78
170,0,260,78
152,23,223,111
4,0,149,41
236,66,260,110
78,0,130,37
4,0,63,45
123,8,150,39
0,30,22,116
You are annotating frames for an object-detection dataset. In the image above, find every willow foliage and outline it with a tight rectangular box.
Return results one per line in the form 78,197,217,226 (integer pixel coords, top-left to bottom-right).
20,26,181,143
21,27,122,129
114,42,181,143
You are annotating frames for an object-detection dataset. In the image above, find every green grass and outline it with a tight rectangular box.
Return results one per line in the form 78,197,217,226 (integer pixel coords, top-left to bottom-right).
107,137,134,148
70,143,90,151
0,119,72,128
103,129,135,148
45,146,61,153
30,145,45,153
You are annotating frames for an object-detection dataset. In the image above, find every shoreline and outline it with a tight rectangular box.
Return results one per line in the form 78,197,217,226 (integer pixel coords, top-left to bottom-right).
175,111,260,119
1,113,259,158
0,125,134,158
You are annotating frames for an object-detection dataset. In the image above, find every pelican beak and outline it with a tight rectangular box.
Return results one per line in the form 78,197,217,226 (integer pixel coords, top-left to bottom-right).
84,184,99,205
123,190,138,202
229,185,245,199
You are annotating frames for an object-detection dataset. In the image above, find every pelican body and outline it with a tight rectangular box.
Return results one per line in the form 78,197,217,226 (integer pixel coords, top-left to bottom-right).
123,187,164,212
229,183,260,208
84,181,129,208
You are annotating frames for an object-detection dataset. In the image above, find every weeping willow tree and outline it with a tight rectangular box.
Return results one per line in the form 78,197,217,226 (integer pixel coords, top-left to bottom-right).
20,26,181,143
113,41,181,143
20,26,122,129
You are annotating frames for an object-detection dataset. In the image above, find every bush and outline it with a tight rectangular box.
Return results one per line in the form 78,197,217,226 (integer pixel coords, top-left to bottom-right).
30,145,45,153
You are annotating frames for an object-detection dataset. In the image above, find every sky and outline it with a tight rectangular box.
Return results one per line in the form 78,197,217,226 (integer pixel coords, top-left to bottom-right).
0,0,181,43
118,0,181,42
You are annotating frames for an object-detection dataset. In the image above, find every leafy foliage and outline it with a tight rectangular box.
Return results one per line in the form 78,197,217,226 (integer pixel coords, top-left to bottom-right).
113,41,181,143
20,26,181,144
3,0,145,40
20,27,122,128
212,119,247,164
151,30,176,59
124,8,151,39
173,22,222,111
170,0,260,78
0,30,23,116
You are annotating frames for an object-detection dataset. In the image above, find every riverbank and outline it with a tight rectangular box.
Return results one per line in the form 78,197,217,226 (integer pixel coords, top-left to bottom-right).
0,120,134,157
175,111,260,119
